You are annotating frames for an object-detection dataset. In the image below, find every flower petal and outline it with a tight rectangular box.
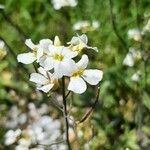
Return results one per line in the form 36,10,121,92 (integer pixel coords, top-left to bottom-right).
17,52,36,64
36,48,43,62
61,59,76,75
62,47,77,59
53,61,63,78
38,67,48,77
39,39,53,48
79,34,88,44
68,36,79,45
41,57,54,70
68,77,87,94
76,54,89,69
30,73,48,85
87,46,98,52
54,36,61,46
25,39,36,50
82,69,103,85
37,84,54,93
48,45,63,55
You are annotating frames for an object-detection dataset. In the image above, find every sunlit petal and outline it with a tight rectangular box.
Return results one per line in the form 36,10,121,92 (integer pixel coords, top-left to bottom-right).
82,69,103,85
76,54,89,69
17,52,36,64
68,77,87,94
30,73,48,85
37,84,54,93
25,39,36,50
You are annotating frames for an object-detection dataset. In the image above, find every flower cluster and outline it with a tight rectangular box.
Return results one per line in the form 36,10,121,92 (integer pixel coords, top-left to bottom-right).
17,34,103,94
4,103,66,150
127,19,150,42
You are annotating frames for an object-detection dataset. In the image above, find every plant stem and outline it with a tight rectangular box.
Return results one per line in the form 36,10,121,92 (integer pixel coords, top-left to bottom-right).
108,0,128,52
62,76,71,150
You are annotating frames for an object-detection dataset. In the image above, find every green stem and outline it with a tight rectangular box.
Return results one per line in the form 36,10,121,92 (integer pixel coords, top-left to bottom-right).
62,76,71,150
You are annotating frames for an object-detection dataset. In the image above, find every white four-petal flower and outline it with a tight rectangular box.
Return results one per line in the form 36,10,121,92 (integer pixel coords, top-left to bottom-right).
40,45,77,78
30,67,57,93
17,39,52,64
68,34,98,53
68,54,103,94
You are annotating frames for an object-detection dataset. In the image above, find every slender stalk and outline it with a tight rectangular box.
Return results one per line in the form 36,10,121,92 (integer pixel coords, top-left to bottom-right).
78,86,100,124
108,0,128,52
38,140,65,148
62,76,71,150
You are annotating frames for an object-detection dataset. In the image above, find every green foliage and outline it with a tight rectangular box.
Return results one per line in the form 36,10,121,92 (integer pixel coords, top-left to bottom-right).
0,0,150,149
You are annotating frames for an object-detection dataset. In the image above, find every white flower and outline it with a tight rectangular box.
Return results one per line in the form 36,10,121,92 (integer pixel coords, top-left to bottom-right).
17,39,52,64
67,55,103,94
123,48,142,67
0,40,5,49
0,4,5,9
128,28,142,42
39,36,62,66
73,20,100,32
68,34,98,53
30,67,57,93
51,0,77,10
5,129,21,145
142,19,150,34
131,71,141,82
73,21,90,31
40,45,77,78
123,53,134,67
0,40,7,59
92,20,100,29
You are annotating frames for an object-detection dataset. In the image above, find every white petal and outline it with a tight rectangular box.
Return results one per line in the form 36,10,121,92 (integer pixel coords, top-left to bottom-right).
38,67,48,77
37,84,54,93
123,53,134,67
17,52,36,64
0,40,5,49
42,57,54,70
25,39,36,49
82,69,103,85
87,46,98,52
54,61,63,78
68,36,79,45
76,54,89,69
60,59,76,76
30,73,48,85
54,36,61,46
62,47,77,59
68,77,87,94
48,45,63,55
39,39,53,48
36,48,43,62
79,34,88,44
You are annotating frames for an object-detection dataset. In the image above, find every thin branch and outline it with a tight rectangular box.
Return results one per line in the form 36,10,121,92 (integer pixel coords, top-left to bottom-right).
65,91,71,100
50,98,63,112
108,0,128,51
77,86,100,124
37,140,65,147
62,76,72,150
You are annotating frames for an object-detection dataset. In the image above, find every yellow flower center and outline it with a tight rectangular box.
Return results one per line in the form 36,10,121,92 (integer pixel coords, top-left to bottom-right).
53,53,64,61
72,69,84,77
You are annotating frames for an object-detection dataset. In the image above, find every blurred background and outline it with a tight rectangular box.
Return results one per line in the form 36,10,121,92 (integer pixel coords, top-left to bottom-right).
0,0,150,149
